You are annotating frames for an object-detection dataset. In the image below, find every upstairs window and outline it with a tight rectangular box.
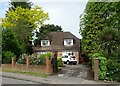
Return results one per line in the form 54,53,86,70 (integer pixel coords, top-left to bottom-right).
41,40,50,46
64,39,73,46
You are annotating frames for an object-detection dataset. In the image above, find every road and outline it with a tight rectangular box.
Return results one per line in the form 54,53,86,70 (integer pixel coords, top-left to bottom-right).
2,77,40,84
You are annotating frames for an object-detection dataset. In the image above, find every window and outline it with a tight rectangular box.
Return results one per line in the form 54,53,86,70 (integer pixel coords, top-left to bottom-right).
64,39,73,46
41,40,50,46
62,51,74,56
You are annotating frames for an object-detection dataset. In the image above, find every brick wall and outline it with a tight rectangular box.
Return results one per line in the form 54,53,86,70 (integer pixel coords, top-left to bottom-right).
2,57,53,75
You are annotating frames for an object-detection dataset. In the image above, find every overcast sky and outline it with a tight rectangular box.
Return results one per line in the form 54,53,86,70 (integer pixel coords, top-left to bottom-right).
0,0,88,39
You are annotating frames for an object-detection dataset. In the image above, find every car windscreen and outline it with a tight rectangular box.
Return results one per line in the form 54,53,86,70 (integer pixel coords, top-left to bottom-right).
62,55,68,58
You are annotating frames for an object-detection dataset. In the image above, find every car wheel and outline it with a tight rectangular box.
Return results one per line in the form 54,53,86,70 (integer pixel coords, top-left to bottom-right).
73,63,76,65
67,61,69,65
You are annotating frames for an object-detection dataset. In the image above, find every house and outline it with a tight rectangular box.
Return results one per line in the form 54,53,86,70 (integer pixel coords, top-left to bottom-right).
33,32,80,64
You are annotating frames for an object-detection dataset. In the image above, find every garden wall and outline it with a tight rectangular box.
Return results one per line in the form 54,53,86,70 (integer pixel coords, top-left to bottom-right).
2,57,53,75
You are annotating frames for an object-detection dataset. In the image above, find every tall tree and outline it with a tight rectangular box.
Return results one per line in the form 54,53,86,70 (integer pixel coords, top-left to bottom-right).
38,24,63,38
2,6,49,54
9,0,33,10
80,1,120,81
80,2,120,57
34,24,63,45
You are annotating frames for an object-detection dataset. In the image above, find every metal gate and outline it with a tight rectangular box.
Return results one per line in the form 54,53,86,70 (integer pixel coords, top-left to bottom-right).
51,52,58,74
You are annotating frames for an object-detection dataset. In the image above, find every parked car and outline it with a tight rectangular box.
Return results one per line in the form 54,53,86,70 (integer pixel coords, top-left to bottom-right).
62,55,77,65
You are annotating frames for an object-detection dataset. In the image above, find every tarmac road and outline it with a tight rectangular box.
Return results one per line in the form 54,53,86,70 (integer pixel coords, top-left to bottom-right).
2,77,39,84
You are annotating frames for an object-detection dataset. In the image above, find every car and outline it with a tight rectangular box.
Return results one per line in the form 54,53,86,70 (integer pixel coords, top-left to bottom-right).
62,55,77,65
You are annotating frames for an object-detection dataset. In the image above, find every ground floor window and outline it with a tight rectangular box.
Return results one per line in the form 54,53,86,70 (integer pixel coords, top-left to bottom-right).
38,52,47,54
62,50,74,56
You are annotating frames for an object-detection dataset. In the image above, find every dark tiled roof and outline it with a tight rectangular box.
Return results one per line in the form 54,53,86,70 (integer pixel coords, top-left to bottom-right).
34,32,80,52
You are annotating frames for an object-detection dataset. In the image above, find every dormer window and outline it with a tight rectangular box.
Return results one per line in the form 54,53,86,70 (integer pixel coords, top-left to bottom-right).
41,40,50,46
64,39,73,46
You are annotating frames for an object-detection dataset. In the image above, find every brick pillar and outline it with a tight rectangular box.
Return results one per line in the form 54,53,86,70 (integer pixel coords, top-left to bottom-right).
74,52,79,64
12,57,16,67
94,58,99,81
57,52,62,57
46,57,53,75
26,56,30,68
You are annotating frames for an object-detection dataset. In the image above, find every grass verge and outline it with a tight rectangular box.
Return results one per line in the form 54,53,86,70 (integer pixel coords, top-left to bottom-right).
2,69,48,78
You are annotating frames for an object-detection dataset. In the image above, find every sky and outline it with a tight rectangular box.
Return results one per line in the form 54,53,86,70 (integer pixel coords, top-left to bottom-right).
0,0,88,39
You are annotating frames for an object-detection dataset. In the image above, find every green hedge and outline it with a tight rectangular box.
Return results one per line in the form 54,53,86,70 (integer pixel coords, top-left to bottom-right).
98,57,107,80
106,58,120,82
2,51,15,64
92,53,107,80
57,58,63,67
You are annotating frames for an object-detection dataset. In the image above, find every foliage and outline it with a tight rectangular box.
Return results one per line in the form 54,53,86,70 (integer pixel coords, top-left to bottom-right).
46,52,52,57
80,2,120,56
57,57,63,67
35,24,63,45
16,54,27,64
98,57,107,80
17,53,52,65
2,6,49,54
106,58,120,82
80,2,120,81
2,28,23,56
2,51,15,64
8,0,33,10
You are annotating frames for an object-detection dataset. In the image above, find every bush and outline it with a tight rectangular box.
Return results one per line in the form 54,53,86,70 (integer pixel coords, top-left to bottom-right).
2,51,15,64
16,53,50,65
39,54,46,65
30,53,41,65
98,57,107,80
17,54,27,64
106,58,120,82
57,58,63,67
46,52,52,57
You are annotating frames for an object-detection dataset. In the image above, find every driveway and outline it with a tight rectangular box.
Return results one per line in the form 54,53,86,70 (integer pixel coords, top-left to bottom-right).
56,64,93,80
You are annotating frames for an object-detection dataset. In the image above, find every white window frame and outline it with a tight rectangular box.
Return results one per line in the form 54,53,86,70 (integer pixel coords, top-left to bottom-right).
41,40,50,46
64,39,73,46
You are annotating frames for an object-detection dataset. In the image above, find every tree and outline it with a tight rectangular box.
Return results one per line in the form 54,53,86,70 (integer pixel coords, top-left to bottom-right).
9,0,33,10
2,6,49,54
80,2,120,57
34,24,63,45
80,2,120,81
38,24,63,38
2,28,23,56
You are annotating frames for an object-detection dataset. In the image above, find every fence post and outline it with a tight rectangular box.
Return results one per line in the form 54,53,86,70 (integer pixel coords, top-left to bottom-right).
46,57,53,75
12,57,16,67
94,58,99,81
26,55,30,68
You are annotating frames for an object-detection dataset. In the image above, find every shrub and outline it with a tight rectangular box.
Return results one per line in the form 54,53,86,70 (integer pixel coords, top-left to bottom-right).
39,54,46,65
57,58,63,67
98,57,107,80
30,53,41,65
46,52,52,57
106,58,120,82
17,53,48,65
16,54,27,64
2,51,15,64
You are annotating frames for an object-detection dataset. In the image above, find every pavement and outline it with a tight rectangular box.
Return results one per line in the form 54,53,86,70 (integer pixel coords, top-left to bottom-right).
2,77,39,84
1,72,118,84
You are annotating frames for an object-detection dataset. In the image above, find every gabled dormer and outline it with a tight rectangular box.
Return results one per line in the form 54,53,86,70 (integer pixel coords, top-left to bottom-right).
64,38,73,46
41,40,50,46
